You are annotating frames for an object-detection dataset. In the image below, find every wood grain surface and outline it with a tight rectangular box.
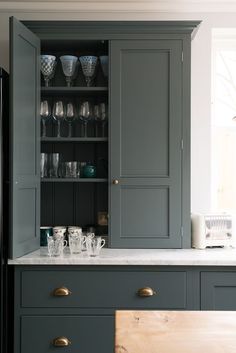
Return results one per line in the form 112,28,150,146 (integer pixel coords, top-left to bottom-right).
115,310,236,353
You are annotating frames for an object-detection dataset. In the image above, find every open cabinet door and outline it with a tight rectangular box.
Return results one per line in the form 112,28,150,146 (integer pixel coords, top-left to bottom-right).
9,17,40,258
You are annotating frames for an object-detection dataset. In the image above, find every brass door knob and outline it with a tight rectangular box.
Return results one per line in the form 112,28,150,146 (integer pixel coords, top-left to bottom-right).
112,179,119,185
137,287,157,297
53,336,71,347
52,287,72,297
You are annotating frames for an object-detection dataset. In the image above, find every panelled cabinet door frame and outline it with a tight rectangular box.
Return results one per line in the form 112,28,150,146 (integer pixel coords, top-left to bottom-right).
9,17,40,258
110,40,184,248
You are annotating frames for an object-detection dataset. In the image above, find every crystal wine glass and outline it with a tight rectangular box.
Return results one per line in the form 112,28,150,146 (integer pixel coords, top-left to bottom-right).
52,101,65,138
60,55,78,87
99,103,107,137
65,102,76,137
79,56,98,87
94,104,101,137
40,100,51,138
99,56,108,81
40,55,56,87
79,101,92,137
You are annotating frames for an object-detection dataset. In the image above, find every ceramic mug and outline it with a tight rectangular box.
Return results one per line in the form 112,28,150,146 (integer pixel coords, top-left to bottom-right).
53,226,67,240
40,226,53,246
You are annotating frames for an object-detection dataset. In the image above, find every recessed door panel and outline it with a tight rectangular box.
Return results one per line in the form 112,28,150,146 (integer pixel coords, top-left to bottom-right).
120,50,169,177
120,186,169,238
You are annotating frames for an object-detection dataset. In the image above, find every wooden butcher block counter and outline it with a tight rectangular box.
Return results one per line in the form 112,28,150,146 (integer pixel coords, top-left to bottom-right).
115,310,236,353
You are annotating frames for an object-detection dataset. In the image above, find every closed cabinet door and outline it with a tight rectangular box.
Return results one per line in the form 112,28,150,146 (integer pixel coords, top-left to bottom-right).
110,40,183,248
201,272,236,310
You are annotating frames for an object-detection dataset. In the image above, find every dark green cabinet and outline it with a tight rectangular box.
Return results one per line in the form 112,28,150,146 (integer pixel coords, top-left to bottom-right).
20,316,114,353
201,272,236,310
9,17,41,259
9,19,199,259
110,40,183,248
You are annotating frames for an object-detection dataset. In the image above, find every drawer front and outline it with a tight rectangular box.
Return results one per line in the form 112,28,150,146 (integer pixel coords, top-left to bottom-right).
20,316,113,353
201,272,236,310
21,270,187,309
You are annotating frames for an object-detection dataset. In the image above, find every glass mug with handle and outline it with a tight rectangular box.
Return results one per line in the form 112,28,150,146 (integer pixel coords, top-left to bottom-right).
86,236,105,257
47,237,67,257
68,233,86,254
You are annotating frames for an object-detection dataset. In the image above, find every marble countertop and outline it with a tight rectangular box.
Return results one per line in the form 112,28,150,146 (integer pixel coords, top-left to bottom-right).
7,247,236,266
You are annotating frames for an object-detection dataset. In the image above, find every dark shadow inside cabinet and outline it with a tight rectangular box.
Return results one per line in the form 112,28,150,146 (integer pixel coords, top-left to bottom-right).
40,39,109,240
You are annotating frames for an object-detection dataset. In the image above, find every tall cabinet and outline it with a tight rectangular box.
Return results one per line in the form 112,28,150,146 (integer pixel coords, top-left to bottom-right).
9,18,200,258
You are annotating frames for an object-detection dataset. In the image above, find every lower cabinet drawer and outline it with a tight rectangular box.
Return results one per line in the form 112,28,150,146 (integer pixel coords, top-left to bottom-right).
201,272,236,310
21,316,114,353
20,270,187,309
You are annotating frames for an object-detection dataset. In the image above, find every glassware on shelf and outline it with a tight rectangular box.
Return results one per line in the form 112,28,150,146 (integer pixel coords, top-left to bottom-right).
79,56,98,87
48,153,60,178
40,153,48,178
60,55,78,87
64,102,76,137
99,55,108,81
40,55,56,87
99,103,108,137
52,101,65,137
40,100,51,137
79,101,92,137
63,161,80,178
94,104,101,137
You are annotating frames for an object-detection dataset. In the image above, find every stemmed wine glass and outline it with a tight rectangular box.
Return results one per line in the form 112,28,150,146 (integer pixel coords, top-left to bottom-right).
79,56,98,87
99,56,108,82
79,101,92,137
100,103,107,137
60,55,78,87
40,55,56,87
52,101,65,138
40,100,51,138
65,102,76,137
94,104,101,137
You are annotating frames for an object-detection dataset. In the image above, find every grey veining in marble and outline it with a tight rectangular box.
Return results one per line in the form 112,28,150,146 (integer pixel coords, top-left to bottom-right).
7,247,236,266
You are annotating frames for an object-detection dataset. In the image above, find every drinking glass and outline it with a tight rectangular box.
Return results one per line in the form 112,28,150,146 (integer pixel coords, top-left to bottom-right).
86,237,105,257
99,103,107,137
79,101,92,137
48,153,60,178
82,232,95,251
40,153,48,178
52,101,65,137
40,100,51,137
79,56,98,87
60,55,78,87
40,55,56,87
47,237,67,257
68,233,85,254
99,55,108,80
65,102,76,137
63,161,79,178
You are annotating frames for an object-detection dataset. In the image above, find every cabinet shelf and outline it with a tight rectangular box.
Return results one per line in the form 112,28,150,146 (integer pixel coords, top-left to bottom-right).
41,137,108,143
41,178,108,183
41,86,108,96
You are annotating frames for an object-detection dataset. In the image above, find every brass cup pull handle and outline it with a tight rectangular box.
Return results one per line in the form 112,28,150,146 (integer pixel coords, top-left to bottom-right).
52,287,72,297
112,179,119,185
137,287,157,297
53,336,71,347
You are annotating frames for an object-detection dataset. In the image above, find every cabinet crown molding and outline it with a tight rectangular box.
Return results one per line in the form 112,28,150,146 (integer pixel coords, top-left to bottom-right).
1,1,236,13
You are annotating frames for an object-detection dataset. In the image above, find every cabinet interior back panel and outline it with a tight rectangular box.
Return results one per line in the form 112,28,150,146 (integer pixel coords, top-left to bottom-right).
120,49,169,177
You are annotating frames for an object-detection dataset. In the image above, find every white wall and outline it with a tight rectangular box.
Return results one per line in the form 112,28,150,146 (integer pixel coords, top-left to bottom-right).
0,7,236,213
